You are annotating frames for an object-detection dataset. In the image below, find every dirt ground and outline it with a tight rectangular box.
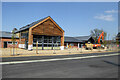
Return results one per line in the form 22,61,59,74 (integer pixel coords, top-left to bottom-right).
0,47,119,57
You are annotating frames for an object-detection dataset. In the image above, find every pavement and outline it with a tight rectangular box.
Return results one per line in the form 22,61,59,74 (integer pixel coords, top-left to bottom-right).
1,51,118,62
1,52,120,78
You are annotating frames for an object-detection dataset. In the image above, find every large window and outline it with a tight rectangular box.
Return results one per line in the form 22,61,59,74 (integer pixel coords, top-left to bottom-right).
44,36,52,47
33,35,61,49
21,32,28,39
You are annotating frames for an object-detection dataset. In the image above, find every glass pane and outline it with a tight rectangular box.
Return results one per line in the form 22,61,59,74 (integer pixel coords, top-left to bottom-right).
8,42,12,44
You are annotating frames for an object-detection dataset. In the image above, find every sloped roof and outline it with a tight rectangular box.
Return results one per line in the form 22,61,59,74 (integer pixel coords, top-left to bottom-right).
117,32,120,38
64,36,94,42
16,16,64,33
0,31,19,38
64,36,82,42
74,36,92,41
20,17,47,31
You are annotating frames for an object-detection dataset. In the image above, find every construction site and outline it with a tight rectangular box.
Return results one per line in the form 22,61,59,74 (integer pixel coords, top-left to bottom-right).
0,16,119,57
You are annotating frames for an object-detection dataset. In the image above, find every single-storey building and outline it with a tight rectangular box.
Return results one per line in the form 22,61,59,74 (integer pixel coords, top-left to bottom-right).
64,36,95,48
0,31,19,48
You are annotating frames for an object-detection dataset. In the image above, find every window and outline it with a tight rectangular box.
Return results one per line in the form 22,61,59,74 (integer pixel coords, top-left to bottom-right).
15,42,18,44
21,32,28,39
8,42,12,44
70,43,74,46
7,42,17,44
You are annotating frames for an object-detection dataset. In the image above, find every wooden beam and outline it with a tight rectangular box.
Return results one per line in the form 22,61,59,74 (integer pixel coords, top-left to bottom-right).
28,28,33,45
61,32,64,46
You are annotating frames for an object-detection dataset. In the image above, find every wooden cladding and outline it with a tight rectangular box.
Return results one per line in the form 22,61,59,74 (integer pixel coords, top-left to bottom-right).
61,32,64,46
20,38,26,44
32,19,63,36
28,28,33,45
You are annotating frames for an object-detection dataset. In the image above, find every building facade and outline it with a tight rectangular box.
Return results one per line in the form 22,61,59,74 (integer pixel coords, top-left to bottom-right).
64,36,95,48
1,16,95,50
16,16,65,50
0,31,19,48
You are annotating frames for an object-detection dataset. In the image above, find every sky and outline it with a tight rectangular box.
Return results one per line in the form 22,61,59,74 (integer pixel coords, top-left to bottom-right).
2,2,118,40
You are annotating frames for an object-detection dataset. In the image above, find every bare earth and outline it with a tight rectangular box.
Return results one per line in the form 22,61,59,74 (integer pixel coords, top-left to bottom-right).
0,47,118,57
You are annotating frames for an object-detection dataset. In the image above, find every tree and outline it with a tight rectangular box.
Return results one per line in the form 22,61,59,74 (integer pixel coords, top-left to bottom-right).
11,28,17,55
90,28,107,44
11,28,17,44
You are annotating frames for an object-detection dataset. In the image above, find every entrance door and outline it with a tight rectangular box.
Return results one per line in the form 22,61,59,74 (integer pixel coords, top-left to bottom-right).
4,42,7,48
25,41,28,49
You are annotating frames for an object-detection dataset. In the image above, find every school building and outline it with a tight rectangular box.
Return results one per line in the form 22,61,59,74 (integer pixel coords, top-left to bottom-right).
0,16,95,50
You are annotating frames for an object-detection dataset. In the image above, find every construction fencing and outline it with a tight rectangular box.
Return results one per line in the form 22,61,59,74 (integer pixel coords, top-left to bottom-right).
1,44,119,56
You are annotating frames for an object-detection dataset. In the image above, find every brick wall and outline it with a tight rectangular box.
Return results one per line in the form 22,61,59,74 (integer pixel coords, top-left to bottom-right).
0,38,19,48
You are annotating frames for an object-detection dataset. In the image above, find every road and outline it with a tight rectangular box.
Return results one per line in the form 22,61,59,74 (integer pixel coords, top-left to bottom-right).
2,52,119,78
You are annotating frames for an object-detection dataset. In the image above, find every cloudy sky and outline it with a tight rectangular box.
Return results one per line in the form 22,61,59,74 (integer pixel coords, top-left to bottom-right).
2,2,118,39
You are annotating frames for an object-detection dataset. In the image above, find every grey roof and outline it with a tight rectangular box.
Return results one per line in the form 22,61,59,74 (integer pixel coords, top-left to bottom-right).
0,31,19,38
117,32,120,38
74,36,92,41
64,36,82,42
16,16,64,33
64,36,93,42
21,17,47,30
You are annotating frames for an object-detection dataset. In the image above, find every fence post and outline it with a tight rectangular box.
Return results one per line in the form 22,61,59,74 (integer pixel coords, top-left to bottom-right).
36,41,38,54
10,47,12,56
69,47,71,54
80,44,83,53
16,46,17,55
53,43,56,54
13,45,14,56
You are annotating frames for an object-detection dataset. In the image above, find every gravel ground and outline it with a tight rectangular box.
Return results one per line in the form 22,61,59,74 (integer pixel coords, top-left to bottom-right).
1,47,118,57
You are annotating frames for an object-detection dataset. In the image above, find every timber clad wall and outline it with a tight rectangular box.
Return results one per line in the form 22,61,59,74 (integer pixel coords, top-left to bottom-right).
27,16,64,50
19,30,29,44
32,19,63,36
0,16,65,50
28,28,33,45
20,39,26,44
